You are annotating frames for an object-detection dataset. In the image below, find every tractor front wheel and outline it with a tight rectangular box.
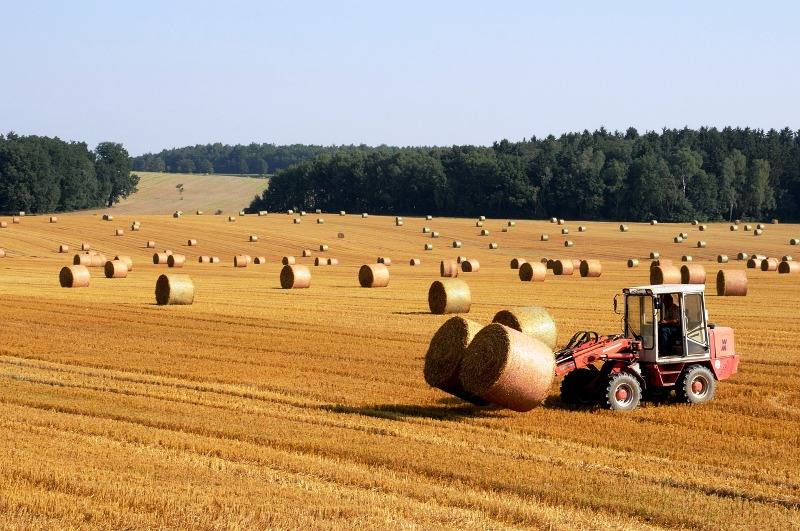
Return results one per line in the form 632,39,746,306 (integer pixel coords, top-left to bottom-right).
603,372,642,412
560,367,599,407
676,365,716,405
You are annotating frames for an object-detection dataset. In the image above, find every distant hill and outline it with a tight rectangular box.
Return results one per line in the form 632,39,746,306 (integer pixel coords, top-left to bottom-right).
92,172,268,215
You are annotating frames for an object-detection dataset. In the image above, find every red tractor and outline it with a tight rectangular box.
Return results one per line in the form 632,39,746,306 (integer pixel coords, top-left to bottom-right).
556,284,739,411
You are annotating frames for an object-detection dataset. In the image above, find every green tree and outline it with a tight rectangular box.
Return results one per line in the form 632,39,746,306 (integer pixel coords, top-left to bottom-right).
95,142,139,207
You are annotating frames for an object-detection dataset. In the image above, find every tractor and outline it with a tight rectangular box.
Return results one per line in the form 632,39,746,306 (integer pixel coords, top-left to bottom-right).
555,283,739,411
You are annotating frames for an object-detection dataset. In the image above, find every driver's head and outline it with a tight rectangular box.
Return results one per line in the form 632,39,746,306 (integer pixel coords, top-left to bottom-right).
661,294,674,307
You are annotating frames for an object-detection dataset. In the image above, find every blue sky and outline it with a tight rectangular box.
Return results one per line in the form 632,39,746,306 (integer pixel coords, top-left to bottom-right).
1,1,798,155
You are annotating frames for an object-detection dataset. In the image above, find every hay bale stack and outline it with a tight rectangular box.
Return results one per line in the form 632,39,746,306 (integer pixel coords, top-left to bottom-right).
552,259,574,276
651,265,681,285
480,229,490,236
115,229,124,236
761,258,779,272
359,264,390,287
377,257,392,265
49,216,58,223
249,235,259,242
697,241,706,248
579,260,602,278
198,256,211,264
461,259,480,273
452,240,462,248
410,258,421,266
730,225,738,231
302,249,312,257
682,255,693,262
423,317,485,404
627,259,639,268
425,243,433,251
717,255,729,263
104,260,128,278
327,258,339,266
561,228,569,235
489,242,498,249
114,255,133,271
81,243,91,251
564,240,574,248
619,224,629,232
650,251,660,259
717,270,747,296
459,324,555,412
187,239,198,246
428,279,471,314
253,257,267,265
167,254,186,268
492,307,557,349
59,244,69,253
280,265,311,289
59,265,90,288
146,241,156,248
155,274,194,305
319,244,329,252
440,259,459,278
519,262,546,282
540,234,550,241
282,256,296,265
681,264,706,284
510,258,526,269
778,261,800,274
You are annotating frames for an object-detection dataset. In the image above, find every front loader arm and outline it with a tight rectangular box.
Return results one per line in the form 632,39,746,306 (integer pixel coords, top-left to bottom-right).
554,333,639,376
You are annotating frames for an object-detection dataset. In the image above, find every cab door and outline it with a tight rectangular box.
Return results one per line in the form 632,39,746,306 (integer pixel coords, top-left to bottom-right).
682,292,710,357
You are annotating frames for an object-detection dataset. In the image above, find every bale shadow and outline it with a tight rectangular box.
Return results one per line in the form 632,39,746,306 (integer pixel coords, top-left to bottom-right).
321,403,505,421
391,311,431,315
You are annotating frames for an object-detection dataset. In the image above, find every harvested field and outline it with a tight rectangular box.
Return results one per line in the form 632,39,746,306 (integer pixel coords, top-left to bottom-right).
0,214,799,528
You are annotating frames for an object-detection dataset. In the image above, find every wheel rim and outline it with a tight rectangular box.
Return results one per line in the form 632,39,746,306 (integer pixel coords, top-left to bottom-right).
691,375,709,398
614,383,633,406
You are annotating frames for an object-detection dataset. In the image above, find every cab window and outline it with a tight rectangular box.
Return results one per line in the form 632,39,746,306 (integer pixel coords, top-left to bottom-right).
684,293,707,345
626,295,654,349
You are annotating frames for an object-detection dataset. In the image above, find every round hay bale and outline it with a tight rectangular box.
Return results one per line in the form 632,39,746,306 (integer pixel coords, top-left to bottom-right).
680,232,689,239
552,259,574,276
327,258,339,266
424,243,433,251
167,254,186,268
314,257,326,266
697,241,706,248
146,241,156,248
300,211,307,216
717,270,747,296
778,261,800,274
211,257,220,264
440,259,459,278
746,258,758,269
282,256,296,265
155,274,194,305
302,249,312,257
750,254,767,261
681,264,706,284
627,259,639,268
480,229,490,236
550,217,557,223
730,225,738,231
489,242,498,249
735,219,741,224
650,220,658,225
651,259,673,268
510,258,526,269
459,324,555,411
339,210,346,216
790,238,800,245
293,218,301,224
104,260,128,278
422,227,431,233
782,255,793,262
337,232,345,239
564,240,574,248
197,210,204,215
59,244,69,253
650,251,660,259
681,255,693,262
198,256,211,264
187,239,198,246
59,265,90,288
131,223,140,231
452,240,462,248
772,219,779,224
315,209,322,214
699,225,707,231
577,225,587,232
0,248,5,258
761,258,779,272
561,228,569,235
492,307,557,349
81,243,91,251
233,255,250,267
508,221,516,227
428,279,471,314
431,231,440,238
362,213,368,218
651,265,681,284
115,229,124,236
619,224,629,232
757,223,765,230
12,217,20,224
249,235,259,242
461,259,480,273
579,260,602,278
744,224,752,231
479,215,486,221
280,265,311,289
395,220,403,226
519,262,546,282
423,317,484,403
540,234,549,241
754,229,763,236
737,252,749,260
359,263,390,287
319,244,329,252
49,216,58,223
395,216,403,222
717,255,729,263
253,257,267,265
409,258,421,266
317,218,325,224
114,255,133,271
426,215,433,220
0,221,7,229
287,209,294,215
558,219,565,225
674,236,684,243
691,220,699,226
72,254,90,266
476,221,484,227
377,257,392,265
228,216,236,222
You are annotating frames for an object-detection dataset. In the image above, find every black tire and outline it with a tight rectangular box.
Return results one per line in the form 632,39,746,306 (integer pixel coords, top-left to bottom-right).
676,365,716,405
603,372,642,412
560,368,599,406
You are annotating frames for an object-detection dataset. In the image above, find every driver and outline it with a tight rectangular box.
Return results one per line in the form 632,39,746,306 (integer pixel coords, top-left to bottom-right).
658,294,680,355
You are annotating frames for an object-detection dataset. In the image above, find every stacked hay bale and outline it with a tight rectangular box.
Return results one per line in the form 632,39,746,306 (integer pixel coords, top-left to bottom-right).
423,317,486,405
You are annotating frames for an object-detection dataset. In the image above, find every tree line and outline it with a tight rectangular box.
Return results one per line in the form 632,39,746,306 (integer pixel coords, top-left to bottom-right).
0,133,139,213
250,127,800,222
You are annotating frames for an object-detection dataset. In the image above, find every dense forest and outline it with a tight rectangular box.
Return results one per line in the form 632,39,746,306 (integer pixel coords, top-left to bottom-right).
0,133,139,213
251,127,800,222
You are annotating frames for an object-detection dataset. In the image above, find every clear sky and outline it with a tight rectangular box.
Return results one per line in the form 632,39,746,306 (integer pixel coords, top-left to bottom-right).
2,1,798,155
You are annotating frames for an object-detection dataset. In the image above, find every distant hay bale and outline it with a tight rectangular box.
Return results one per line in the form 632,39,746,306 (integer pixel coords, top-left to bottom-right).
0,221,7,229
510,258,526,269
627,259,639,268
249,235,259,242
425,243,433,251
699,224,707,231
772,219,779,224
74,253,105,267
681,264,706,284
561,228,569,235
395,216,403,222
12,216,20,224
680,232,689,239
578,225,586,232
196,210,204,215
650,251,660,259
198,256,211,264
461,259,480,272
18,211,25,217
697,241,706,248
315,209,322,214
155,274,194,305
104,260,128,278
750,254,766,261
459,324,555,411
552,259,574,276
782,255,793,262
540,234,549,241
318,218,325,224
476,221,484,227
377,257,392,265
131,223,140,231
102,214,114,221
59,265,90,288
49,216,58,223
287,209,294,214
114,255,133,271
319,244,329,252
359,263,390,287
410,258,421,266
423,316,484,403
501,227,509,233
327,258,339,266
558,219,565,225
761,258,779,271
778,261,800,274
650,265,681,284
452,240,462,248
681,255,693,262
431,231,440,238
280,265,311,289
550,217,557,223
428,279,471,314
489,242,498,249
337,232,345,239
650,220,658,225
440,259,459,278
735,219,741,224
619,224,629,232
228,216,236,222
59,244,69,253
730,225,738,231
314,257,326,266
579,260,602,278
174,211,182,218
564,240,574,248
302,249,312,257
746,258,759,269
717,255,729,263
717,270,747,296
507,221,516,227
146,241,156,248
164,249,173,256
395,220,403,226
422,227,431,233
293,218,301,224
362,213,369,218
674,236,684,243
210,256,220,264
480,229,489,236
754,229,763,236
81,243,91,251
233,255,250,267
492,306,557,349
253,257,267,265
790,239,799,245
519,262,546,282
167,254,186,268
479,215,486,221
756,223,765,230
691,220,699,226
426,215,433,220
744,224,752,231
737,252,749,260
339,210,346,216
187,239,198,246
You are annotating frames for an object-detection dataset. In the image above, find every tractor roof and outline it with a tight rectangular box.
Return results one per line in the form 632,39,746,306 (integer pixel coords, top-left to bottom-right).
625,284,705,295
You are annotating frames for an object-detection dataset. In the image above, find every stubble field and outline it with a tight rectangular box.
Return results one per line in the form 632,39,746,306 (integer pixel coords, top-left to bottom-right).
0,210,799,529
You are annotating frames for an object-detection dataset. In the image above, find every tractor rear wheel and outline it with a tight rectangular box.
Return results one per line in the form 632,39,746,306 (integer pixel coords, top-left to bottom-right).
560,367,599,406
676,365,716,405
603,372,642,411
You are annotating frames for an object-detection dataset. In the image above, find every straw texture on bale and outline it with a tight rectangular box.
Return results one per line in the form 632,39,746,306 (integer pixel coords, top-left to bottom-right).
510,258,526,269
552,259,574,276
489,242,498,249
461,259,480,273
716,270,747,296
440,260,459,278
59,265,90,288
680,264,706,284
233,255,249,267
651,265,681,285
717,255,729,263
761,258,779,272
428,279,471,314
280,265,311,289
459,324,555,412
519,262,546,282
492,306,557,349
579,259,602,278
104,260,128,278
377,257,391,265
627,259,639,267
422,317,485,402
253,256,267,264
409,258,421,266
59,245,69,253
167,254,185,268
778,261,800,274
155,274,194,305
358,263,390,288
540,234,549,241
114,255,133,271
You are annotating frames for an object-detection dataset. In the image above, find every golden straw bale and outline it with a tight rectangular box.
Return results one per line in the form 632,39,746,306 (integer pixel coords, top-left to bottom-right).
428,279,471,314
59,265,90,288
280,265,311,289
155,274,194,305
358,264,390,288
492,306,557,349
